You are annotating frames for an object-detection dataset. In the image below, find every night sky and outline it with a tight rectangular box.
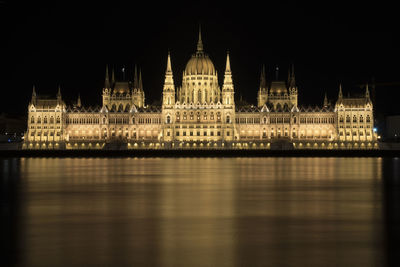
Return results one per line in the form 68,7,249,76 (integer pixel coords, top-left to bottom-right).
1,1,399,116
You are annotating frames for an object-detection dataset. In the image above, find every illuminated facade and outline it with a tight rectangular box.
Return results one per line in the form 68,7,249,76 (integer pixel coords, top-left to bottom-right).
23,30,378,150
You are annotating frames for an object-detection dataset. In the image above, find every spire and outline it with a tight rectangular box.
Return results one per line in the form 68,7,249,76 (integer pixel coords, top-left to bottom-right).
196,25,203,52
338,83,343,99
31,85,37,104
223,51,234,93
288,63,295,87
32,85,36,97
57,85,62,99
163,52,174,90
139,68,143,91
167,51,172,73
365,83,370,99
134,65,138,89
225,51,231,73
104,65,110,88
323,92,328,107
77,94,81,107
260,65,267,89
111,67,115,85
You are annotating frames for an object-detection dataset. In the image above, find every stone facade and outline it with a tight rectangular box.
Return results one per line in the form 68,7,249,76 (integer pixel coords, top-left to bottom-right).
23,31,378,150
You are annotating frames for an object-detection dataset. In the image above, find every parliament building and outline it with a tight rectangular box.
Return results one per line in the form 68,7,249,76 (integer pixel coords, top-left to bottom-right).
23,30,378,150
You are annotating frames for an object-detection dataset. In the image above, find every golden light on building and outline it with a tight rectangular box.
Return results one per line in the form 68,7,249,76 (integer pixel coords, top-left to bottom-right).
22,29,378,150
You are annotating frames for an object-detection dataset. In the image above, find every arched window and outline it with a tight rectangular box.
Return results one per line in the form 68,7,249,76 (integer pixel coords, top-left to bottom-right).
366,115,371,123
56,116,60,123
360,116,363,123
31,116,34,123
226,115,231,123
283,103,289,110
346,115,350,123
166,115,171,124
353,115,357,123
112,104,116,112
293,117,297,124
339,116,344,123
118,104,123,112
50,117,54,124
263,117,267,124
44,117,48,123
132,117,135,124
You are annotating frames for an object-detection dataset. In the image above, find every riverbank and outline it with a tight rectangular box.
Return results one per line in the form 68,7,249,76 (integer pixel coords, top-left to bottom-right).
1,149,399,157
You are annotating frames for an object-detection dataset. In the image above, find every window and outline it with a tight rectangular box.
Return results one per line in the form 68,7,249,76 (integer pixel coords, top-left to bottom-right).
366,115,371,123
360,116,363,123
37,117,41,123
166,116,171,124
353,115,357,123
346,116,350,123
226,116,230,123
44,117,48,124
176,131,180,136
226,131,230,136
340,116,344,123
50,117,54,124
31,116,34,123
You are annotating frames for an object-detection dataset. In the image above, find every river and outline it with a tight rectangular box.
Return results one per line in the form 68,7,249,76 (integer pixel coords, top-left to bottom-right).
1,157,400,266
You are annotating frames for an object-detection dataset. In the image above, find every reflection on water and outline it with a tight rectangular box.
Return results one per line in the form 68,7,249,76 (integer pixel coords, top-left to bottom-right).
1,157,399,266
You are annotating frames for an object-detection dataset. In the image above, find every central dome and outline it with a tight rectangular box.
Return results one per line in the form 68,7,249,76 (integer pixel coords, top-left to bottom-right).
185,53,215,75
184,29,216,76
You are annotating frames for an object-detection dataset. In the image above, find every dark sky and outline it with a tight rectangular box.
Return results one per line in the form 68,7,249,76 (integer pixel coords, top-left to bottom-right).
1,1,399,115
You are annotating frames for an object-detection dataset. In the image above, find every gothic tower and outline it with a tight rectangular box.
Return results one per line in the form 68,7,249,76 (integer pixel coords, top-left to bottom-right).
102,65,111,107
221,51,236,141
222,52,234,107
161,52,175,142
257,65,268,107
288,64,298,108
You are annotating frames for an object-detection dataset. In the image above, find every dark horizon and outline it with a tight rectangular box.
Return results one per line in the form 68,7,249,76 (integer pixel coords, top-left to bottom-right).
1,1,399,116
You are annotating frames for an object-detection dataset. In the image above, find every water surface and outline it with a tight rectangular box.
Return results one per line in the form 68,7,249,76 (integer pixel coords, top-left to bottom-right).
1,157,400,266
